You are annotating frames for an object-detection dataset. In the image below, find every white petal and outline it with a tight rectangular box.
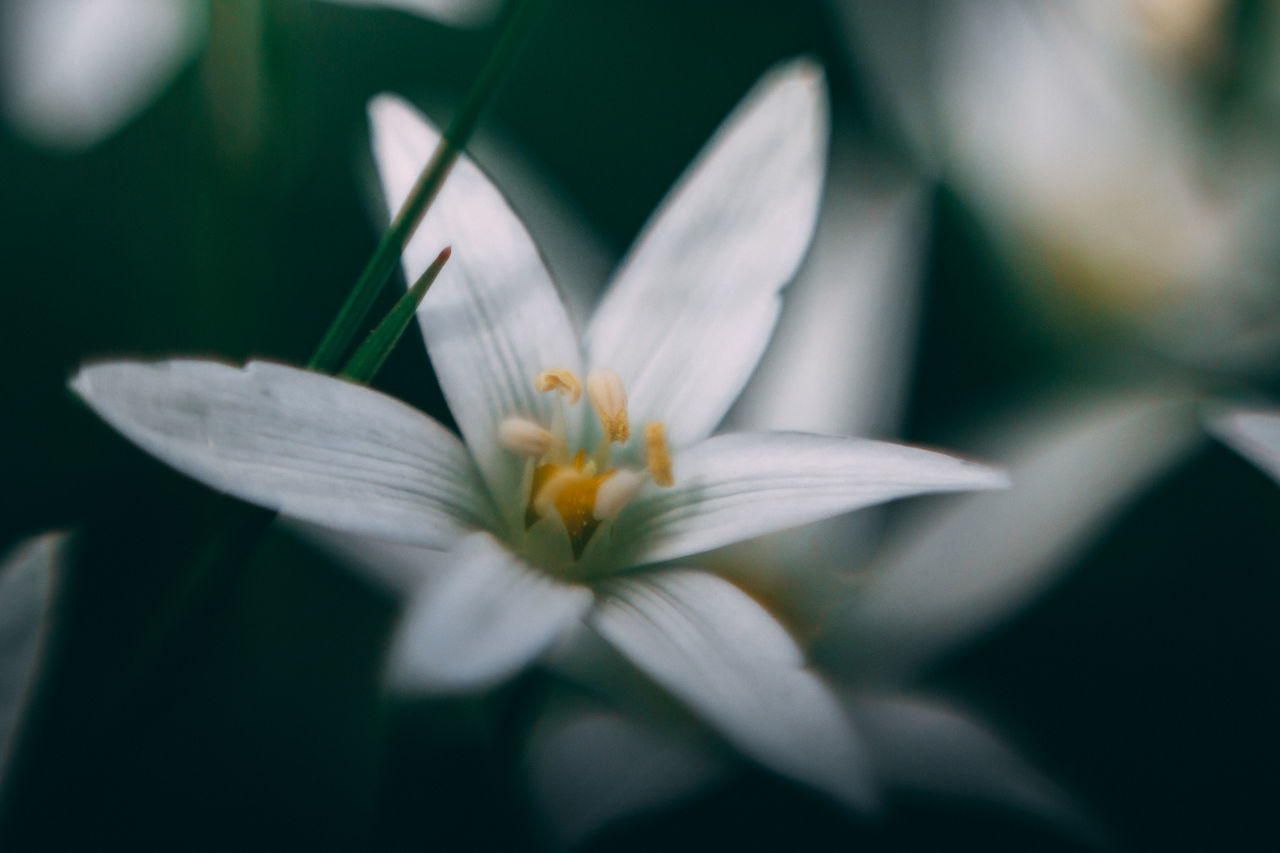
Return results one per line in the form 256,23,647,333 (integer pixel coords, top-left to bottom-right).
525,691,731,850
387,532,592,693
2,0,206,149
1209,408,1280,485
1,532,64,793
845,692,1099,838
586,59,829,447
612,431,1008,565
368,94,584,511
822,395,1200,681
71,360,492,548
592,570,876,810
314,0,502,27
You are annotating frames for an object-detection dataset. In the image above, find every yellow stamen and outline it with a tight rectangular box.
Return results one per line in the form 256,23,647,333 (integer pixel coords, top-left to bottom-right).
645,422,674,487
593,469,646,520
497,417,553,457
536,368,582,404
507,365,658,559
587,368,630,443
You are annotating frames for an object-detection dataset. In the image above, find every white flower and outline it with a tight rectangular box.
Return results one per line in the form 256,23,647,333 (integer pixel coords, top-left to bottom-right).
0,532,65,799
1,0,500,150
71,60,1008,811
1209,409,1280,484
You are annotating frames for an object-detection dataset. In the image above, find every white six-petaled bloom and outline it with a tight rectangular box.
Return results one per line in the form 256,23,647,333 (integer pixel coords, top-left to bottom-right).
70,60,1007,811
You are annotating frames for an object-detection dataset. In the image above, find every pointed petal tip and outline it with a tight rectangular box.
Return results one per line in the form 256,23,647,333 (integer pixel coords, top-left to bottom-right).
763,55,829,117
974,463,1013,491
771,60,827,127
757,54,829,89
906,444,1013,492
67,363,92,398
366,91,408,124
366,91,441,139
68,358,138,405
773,55,825,88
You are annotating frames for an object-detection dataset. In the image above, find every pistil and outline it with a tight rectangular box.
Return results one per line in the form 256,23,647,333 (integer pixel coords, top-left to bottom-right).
508,366,675,563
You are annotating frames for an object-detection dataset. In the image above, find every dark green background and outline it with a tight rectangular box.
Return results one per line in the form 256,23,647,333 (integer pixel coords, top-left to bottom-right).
1,1,1277,850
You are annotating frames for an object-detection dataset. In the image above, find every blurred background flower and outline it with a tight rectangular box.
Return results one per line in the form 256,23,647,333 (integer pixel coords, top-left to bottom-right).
836,0,1280,372
0,2,1277,851
1,0,501,151
1211,408,1280,482
0,533,63,803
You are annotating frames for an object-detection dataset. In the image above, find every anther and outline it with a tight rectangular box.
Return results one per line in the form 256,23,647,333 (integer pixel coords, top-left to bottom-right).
593,469,646,520
498,417,553,457
536,369,582,404
587,368,630,443
645,422,674,487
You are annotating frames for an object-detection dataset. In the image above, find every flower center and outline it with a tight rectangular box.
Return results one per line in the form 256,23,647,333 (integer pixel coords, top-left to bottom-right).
498,367,673,561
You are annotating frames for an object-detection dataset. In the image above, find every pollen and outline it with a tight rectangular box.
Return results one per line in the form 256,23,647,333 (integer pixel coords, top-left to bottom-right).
587,368,630,443
536,368,582,404
645,422,674,487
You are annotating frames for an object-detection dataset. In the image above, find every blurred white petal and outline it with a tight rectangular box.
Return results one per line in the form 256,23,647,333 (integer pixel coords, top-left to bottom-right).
586,59,829,447
831,0,943,167
387,532,592,693
72,360,492,548
613,431,1008,566
822,394,1201,681
725,161,928,440
368,94,585,513
526,692,731,850
941,1,1271,352
839,0,1280,364
712,159,930,613
457,118,615,327
592,570,876,810
2,0,206,149
318,0,503,27
1,532,64,793
845,692,1099,837
1209,408,1280,484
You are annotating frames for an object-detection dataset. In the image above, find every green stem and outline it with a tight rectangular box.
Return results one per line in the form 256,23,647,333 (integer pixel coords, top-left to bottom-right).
340,246,451,383
308,0,541,373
